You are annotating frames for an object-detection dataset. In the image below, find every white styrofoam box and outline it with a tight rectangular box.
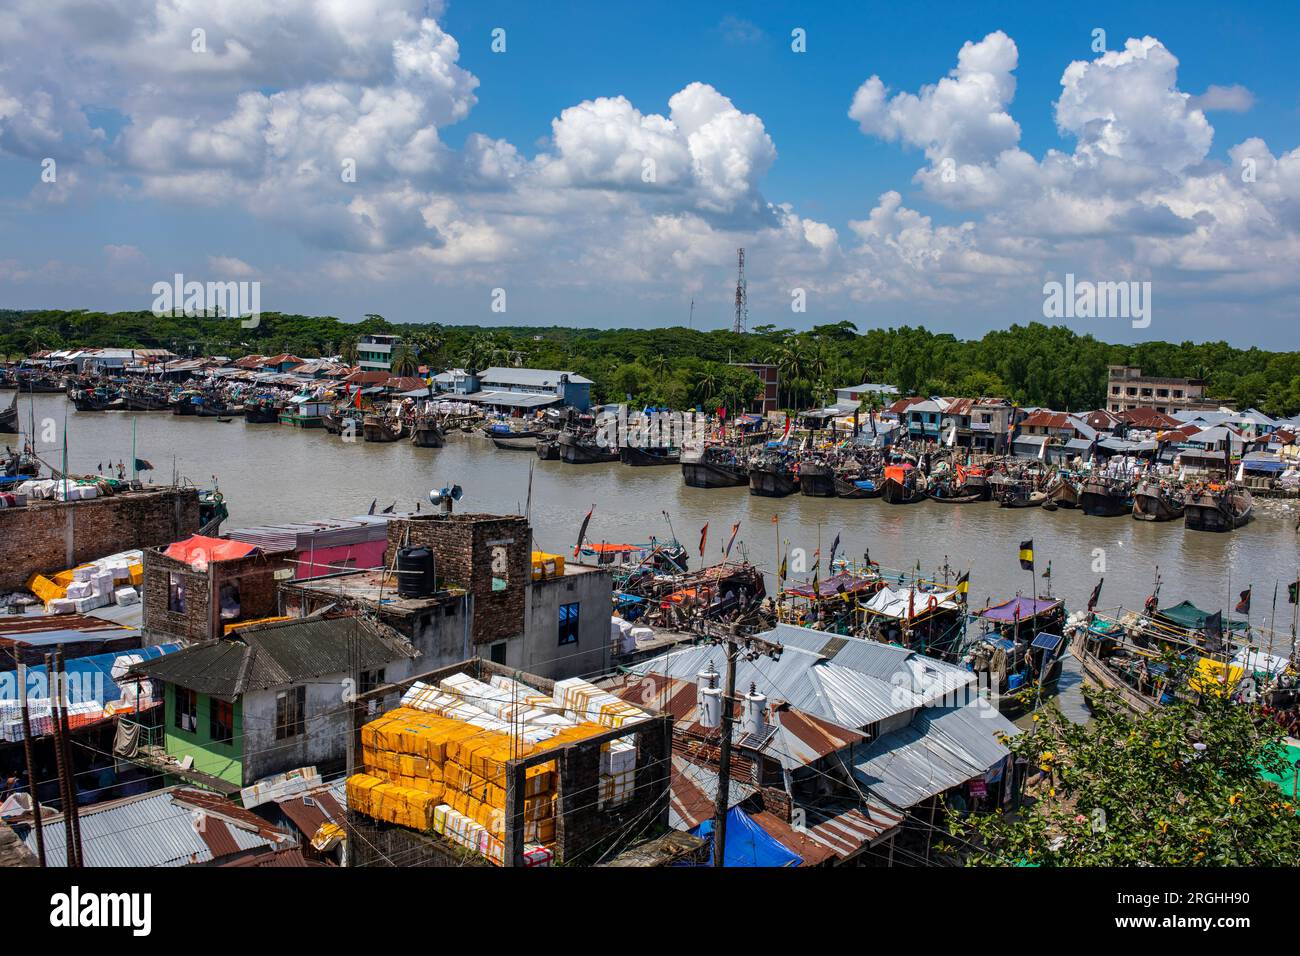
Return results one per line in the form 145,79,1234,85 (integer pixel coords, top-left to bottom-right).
65,581,92,600
46,598,76,615
107,562,131,581
629,626,655,649
113,587,140,606
73,566,95,583
72,594,109,613
600,736,637,776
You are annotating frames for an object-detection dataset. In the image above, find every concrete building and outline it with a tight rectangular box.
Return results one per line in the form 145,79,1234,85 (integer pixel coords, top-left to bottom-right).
835,382,898,407
141,535,294,646
281,512,614,681
735,362,780,414
450,366,593,413
357,333,401,373
1106,365,1219,414
129,616,419,793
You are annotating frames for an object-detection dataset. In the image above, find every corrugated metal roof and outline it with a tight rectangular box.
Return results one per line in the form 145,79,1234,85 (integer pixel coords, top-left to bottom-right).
131,617,416,697
18,787,287,867
669,754,756,830
477,366,593,387
851,698,1019,809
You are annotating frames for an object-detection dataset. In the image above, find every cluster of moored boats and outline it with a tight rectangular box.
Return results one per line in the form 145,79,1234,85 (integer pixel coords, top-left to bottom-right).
674,440,1254,533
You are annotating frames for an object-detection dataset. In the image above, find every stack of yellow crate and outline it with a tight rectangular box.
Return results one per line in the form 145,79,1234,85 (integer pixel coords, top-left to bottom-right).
350,704,614,862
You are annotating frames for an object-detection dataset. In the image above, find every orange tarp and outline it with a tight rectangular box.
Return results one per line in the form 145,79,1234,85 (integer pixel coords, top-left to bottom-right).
164,535,258,564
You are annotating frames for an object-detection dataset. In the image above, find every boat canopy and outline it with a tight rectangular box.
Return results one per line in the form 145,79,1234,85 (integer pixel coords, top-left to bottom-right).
978,596,1062,622
1155,600,1248,632
785,572,877,600
863,586,960,620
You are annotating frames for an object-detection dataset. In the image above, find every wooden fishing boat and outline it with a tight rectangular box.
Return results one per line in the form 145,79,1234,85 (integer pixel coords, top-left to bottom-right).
1067,624,1156,715
620,445,681,466
834,476,882,499
536,438,560,460
881,477,926,504
69,388,115,412
411,419,446,448
197,400,229,418
245,400,281,424
124,389,170,411
0,391,17,433
1044,476,1080,509
16,375,65,393
493,434,538,451
796,461,836,497
173,391,200,416
1184,485,1252,532
362,413,407,443
557,430,618,464
962,470,993,501
681,446,747,488
928,489,984,504
1132,478,1185,522
747,457,798,497
997,487,1047,508
1079,476,1133,517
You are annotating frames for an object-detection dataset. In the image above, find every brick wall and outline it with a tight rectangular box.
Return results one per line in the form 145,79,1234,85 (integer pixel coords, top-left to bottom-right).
0,488,200,593
386,514,529,645
142,548,291,645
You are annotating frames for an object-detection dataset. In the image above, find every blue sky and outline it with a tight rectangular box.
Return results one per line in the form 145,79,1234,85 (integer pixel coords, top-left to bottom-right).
1,0,1297,345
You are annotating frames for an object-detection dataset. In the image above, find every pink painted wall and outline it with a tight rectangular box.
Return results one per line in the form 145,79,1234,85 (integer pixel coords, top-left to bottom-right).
293,540,388,579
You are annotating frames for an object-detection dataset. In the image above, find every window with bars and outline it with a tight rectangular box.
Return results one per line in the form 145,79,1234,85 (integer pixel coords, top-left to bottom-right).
174,686,197,734
209,697,234,744
275,686,306,740
558,602,580,645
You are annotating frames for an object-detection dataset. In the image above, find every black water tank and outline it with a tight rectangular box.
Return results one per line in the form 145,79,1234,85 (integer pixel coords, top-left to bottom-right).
396,546,435,597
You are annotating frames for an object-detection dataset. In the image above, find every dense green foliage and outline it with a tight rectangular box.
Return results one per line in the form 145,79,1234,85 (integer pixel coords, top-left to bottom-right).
965,685,1300,866
4,309,1299,414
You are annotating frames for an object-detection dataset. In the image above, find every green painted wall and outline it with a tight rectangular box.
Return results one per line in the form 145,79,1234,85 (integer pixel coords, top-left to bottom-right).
163,684,245,787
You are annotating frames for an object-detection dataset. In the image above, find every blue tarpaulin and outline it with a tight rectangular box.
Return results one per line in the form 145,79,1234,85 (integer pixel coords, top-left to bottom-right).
690,807,802,867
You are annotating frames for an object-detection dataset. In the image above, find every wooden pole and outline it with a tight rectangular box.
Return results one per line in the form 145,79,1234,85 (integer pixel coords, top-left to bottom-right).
19,667,46,866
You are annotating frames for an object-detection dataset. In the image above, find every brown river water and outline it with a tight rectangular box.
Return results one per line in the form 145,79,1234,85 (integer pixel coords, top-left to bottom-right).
11,394,1299,635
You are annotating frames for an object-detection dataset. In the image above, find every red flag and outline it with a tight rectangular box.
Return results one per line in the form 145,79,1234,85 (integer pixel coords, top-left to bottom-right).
717,406,726,420
782,413,791,440
724,521,740,559
698,522,708,558
354,386,362,409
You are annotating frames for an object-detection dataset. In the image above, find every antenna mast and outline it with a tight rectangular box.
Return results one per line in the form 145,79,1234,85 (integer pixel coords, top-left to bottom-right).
732,248,747,334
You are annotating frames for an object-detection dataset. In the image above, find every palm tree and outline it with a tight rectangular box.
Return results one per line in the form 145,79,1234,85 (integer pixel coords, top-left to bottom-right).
340,337,359,366
390,343,418,377
693,367,720,406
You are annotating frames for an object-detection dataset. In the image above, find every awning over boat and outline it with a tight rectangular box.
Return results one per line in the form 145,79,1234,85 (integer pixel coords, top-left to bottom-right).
1155,600,1247,632
978,596,1062,622
785,572,878,599
459,390,561,409
862,586,960,620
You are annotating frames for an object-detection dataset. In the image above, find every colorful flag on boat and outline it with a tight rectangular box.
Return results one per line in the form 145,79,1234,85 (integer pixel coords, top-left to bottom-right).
1236,587,1252,615
1018,539,1034,571
1087,577,1104,612
724,521,740,559
698,522,708,558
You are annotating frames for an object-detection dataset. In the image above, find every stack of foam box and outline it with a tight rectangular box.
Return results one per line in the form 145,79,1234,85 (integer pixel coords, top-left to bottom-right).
28,549,143,615
0,698,80,742
553,678,649,809
352,697,612,864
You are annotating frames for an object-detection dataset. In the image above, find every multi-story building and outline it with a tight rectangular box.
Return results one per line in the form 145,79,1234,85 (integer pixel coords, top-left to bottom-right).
734,362,780,414
357,333,401,373
1106,365,1220,415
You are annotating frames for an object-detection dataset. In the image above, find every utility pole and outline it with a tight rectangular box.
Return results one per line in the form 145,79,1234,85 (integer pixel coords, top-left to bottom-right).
709,623,782,866
19,666,46,866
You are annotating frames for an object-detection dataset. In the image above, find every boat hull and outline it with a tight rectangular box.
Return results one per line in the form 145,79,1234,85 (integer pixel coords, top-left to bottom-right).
245,405,280,424
748,467,797,497
1184,492,1252,532
363,417,407,442
797,464,836,497
682,460,747,488
492,434,536,451
412,424,446,448
834,477,882,499
557,434,618,463
881,477,925,504
1079,482,1132,517
619,445,680,466
1132,490,1184,522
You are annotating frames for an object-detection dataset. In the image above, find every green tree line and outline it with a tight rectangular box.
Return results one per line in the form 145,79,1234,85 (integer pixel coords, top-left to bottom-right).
4,309,1298,415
